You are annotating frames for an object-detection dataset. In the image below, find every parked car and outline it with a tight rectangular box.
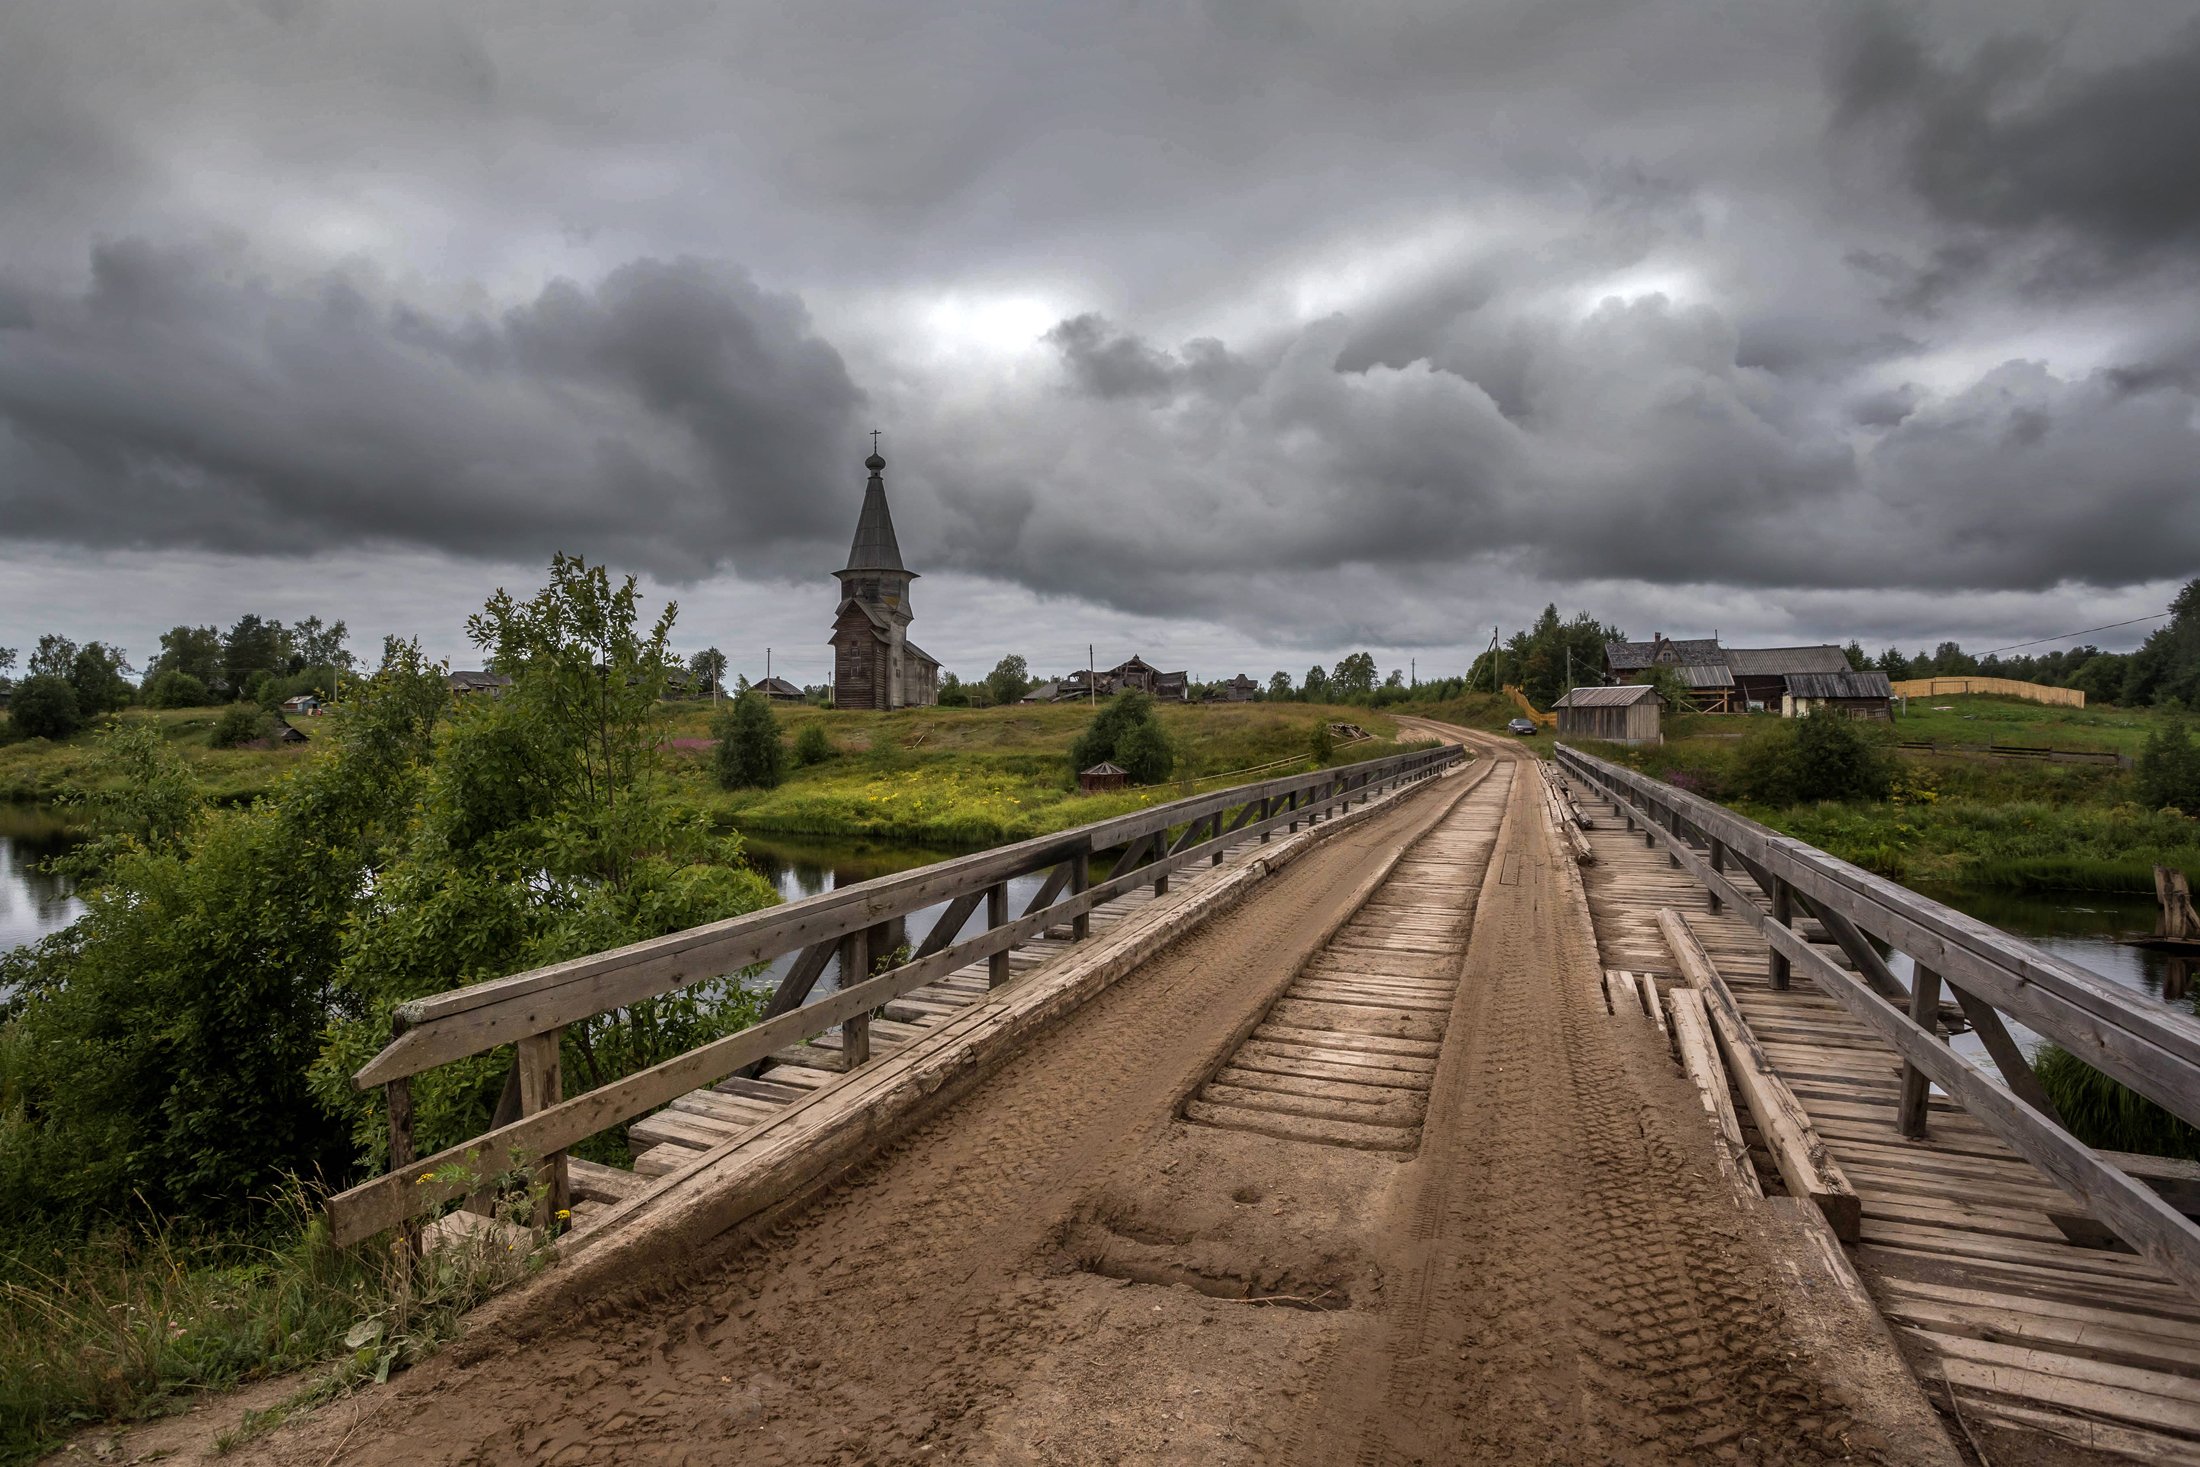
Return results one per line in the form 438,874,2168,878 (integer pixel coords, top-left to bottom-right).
1507,717,1540,736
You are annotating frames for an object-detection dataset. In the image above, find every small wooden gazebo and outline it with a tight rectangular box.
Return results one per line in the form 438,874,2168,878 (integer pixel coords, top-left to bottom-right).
1078,761,1129,793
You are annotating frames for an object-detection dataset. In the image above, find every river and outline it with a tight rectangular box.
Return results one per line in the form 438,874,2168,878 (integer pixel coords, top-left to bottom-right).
1,825,2188,1051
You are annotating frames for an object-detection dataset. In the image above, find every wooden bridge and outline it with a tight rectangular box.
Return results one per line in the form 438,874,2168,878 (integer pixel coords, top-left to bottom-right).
287,728,2200,1467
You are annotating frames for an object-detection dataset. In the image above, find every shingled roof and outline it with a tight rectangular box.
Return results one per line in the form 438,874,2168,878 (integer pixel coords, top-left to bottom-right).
1783,670,1892,699
1723,645,1851,676
842,453,908,574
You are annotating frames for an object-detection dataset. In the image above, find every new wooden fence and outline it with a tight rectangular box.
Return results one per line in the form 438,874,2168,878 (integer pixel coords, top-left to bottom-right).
1890,676,2085,708
1554,743,2200,1301
327,743,1464,1246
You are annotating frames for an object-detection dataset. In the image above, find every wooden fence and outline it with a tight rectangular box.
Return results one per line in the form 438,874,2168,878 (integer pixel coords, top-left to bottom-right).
1895,739,2127,768
1890,676,2085,708
1554,743,2200,1299
327,742,1464,1246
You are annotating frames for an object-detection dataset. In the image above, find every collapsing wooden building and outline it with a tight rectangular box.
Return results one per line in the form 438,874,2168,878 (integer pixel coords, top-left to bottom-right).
1553,684,1664,746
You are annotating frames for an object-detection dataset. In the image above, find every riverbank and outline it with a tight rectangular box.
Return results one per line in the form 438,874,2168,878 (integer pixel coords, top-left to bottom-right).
1585,695,2200,892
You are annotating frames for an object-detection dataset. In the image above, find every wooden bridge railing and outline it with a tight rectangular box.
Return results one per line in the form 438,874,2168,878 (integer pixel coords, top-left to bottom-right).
326,742,1465,1246
1554,743,2200,1299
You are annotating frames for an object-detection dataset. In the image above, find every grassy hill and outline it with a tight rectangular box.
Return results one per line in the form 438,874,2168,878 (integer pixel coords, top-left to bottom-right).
2,699,1428,849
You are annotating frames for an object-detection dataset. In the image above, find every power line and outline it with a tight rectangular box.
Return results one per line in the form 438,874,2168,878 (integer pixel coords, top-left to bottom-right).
1977,611,2171,658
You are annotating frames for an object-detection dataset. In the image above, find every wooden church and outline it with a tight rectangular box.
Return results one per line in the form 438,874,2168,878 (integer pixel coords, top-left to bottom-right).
830,444,940,710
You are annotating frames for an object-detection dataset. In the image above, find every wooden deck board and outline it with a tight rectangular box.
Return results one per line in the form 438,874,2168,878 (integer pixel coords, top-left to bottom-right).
1564,770,2200,1460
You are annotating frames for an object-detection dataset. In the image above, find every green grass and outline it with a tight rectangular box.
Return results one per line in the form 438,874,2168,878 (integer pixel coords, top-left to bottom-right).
0,1198,543,1464
0,707,315,808
667,700,1408,845
1886,692,2168,757
1581,697,2200,891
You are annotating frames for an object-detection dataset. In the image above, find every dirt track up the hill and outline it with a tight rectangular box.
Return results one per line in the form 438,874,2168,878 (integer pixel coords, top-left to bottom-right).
229,735,1947,1467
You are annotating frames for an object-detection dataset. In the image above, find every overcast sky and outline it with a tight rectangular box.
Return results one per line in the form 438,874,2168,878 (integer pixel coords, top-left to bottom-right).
2,0,2195,686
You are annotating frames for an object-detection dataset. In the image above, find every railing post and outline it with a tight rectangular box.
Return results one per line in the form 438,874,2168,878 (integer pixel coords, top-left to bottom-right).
1899,965,1942,1139
1259,795,1273,842
1707,840,1724,913
385,1074,421,1259
987,881,1010,988
517,1027,567,1228
1768,879,1793,990
1211,811,1226,865
1072,847,1094,932
840,927,871,1070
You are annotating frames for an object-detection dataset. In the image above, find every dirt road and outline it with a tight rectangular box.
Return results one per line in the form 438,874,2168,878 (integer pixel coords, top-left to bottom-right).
236,731,1936,1466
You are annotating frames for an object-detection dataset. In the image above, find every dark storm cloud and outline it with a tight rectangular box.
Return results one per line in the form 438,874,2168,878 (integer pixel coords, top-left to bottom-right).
1833,4,2200,256
1,1,2197,657
0,241,863,578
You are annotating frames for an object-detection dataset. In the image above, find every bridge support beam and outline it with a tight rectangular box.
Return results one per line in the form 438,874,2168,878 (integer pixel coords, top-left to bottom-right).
1899,965,1942,1138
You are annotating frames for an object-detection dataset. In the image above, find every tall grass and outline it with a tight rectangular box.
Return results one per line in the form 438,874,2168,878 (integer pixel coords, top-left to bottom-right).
0,1195,545,1463
2036,1047,2200,1161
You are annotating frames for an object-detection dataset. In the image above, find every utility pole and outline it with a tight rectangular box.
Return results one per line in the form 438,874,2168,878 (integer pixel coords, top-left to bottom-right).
767,647,772,683
1410,657,1416,688
1088,643,1096,705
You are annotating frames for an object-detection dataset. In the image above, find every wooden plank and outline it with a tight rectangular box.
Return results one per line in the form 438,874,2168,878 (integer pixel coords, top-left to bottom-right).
1667,987,1760,1200
1560,745,2200,1304
1914,1329,2200,1435
566,1157,645,1204
1660,908,1859,1242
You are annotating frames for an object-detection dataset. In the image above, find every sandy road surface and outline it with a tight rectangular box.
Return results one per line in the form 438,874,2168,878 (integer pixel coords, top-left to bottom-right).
233,731,1935,1466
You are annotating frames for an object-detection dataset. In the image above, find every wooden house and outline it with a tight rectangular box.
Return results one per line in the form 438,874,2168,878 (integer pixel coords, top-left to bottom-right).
1780,670,1894,720
754,676,807,704
1217,674,1260,702
446,670,512,696
1723,645,1852,712
1554,684,1663,745
1603,635,1734,712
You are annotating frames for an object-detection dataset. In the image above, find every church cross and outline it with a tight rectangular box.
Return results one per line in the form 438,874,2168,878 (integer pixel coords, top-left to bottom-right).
870,429,882,453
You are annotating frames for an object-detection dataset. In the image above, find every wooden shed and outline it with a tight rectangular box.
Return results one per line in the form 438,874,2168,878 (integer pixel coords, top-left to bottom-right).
1781,670,1894,721
1078,761,1129,793
1553,684,1663,746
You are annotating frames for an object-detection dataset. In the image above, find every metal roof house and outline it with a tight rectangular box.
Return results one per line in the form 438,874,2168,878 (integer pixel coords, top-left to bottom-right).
1554,683,1664,745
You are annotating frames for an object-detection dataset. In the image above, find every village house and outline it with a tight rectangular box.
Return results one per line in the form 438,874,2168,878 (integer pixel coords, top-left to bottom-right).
1214,674,1260,702
1603,635,1888,718
446,670,513,696
1781,670,1896,720
753,676,807,704
830,445,940,710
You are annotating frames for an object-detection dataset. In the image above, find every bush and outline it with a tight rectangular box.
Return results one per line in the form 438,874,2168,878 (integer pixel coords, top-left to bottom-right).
142,669,212,709
791,721,835,767
1069,690,1175,784
713,692,784,789
2137,720,2200,813
208,703,271,748
1307,720,1336,765
7,676,82,740
1735,709,1890,805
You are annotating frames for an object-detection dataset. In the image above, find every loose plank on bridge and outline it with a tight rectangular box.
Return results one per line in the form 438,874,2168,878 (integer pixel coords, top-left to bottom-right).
1564,759,2200,1461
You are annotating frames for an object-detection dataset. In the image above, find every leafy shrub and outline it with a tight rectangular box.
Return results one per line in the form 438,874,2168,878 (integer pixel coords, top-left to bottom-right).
7,676,82,740
791,721,835,767
712,691,784,790
208,703,271,748
1069,690,1175,784
2137,719,2200,813
1307,720,1336,765
142,669,212,709
1735,709,1891,805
